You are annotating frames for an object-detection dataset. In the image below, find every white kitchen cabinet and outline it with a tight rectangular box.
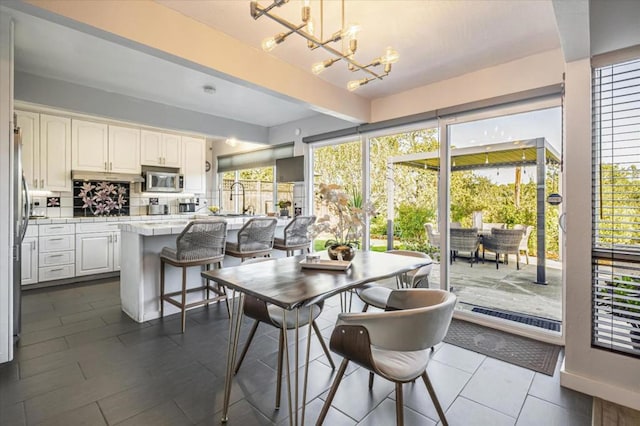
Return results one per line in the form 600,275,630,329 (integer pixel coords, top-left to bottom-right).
72,119,108,172
181,136,206,194
21,237,38,285
75,230,120,276
16,111,40,190
72,120,141,173
40,114,72,192
109,125,140,173
141,130,181,167
17,111,71,192
38,223,75,282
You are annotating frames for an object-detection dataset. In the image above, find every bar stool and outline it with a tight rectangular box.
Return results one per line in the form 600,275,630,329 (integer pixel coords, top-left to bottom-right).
225,217,277,262
160,220,228,333
273,215,316,257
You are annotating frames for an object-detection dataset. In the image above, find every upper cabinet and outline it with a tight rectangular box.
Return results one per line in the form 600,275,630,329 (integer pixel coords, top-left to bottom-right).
140,130,181,167
16,110,71,192
181,136,206,194
72,120,140,174
108,125,140,173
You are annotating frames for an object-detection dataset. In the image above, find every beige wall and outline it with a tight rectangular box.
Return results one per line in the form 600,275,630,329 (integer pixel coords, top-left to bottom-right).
371,49,565,122
561,58,640,410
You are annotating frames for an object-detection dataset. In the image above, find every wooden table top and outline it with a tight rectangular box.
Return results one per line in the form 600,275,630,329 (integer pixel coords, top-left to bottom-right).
201,251,432,310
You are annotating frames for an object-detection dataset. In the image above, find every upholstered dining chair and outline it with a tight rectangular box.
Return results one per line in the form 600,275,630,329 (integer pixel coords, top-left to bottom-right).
424,223,440,249
513,224,533,264
449,227,480,266
225,217,277,262
317,289,457,426
273,215,316,257
482,228,525,270
356,250,433,312
233,259,335,409
160,219,228,333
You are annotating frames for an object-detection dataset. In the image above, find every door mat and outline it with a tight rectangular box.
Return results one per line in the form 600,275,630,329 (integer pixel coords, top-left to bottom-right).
471,307,561,332
443,319,562,376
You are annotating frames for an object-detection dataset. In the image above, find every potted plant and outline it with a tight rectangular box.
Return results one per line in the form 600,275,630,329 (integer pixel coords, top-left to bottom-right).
600,274,640,349
278,200,292,217
311,183,376,261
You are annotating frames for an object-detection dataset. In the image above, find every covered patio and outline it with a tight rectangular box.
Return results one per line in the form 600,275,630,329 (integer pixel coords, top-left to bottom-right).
387,137,561,285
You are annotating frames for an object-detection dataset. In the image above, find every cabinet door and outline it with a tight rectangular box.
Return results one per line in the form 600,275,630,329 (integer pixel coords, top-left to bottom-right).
112,231,121,271
16,111,40,190
162,133,181,167
72,119,108,172
75,232,113,276
181,136,205,194
21,237,38,285
40,114,72,192
140,130,162,166
108,125,140,173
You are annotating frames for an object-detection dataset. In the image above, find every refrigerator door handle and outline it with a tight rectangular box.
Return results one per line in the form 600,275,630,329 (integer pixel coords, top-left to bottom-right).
20,173,30,243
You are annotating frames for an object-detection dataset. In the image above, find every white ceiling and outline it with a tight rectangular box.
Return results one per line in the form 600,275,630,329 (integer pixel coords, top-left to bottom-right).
9,0,562,129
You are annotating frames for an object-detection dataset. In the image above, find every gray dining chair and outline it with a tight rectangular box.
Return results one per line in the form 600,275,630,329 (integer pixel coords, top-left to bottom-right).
317,289,457,426
450,227,480,266
273,215,316,257
356,250,433,312
424,223,440,249
160,219,228,333
225,217,277,261
233,258,335,409
482,228,525,269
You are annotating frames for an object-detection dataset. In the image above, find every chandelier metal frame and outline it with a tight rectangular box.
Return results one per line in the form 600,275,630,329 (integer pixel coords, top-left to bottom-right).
250,0,399,91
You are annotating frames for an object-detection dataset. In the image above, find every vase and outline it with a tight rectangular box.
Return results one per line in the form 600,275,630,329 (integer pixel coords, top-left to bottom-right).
327,244,356,261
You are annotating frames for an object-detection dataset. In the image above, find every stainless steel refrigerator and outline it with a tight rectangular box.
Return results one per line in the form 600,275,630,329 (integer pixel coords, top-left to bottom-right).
12,116,30,342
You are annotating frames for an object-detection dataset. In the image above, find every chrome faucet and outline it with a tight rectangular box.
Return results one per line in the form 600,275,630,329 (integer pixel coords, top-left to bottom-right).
230,181,248,214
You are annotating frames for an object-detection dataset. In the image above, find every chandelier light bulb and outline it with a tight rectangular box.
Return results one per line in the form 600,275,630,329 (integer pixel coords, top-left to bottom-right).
347,80,361,91
344,23,361,39
312,61,326,75
380,46,400,64
261,33,285,52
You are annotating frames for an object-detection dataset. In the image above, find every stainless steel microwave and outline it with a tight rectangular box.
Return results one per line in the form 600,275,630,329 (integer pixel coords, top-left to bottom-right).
142,171,183,193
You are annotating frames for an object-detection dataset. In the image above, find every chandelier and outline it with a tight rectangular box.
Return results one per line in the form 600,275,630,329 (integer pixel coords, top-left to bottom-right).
250,0,399,91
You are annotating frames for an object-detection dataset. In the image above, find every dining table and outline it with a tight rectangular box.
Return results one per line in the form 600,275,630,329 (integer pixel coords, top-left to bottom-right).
200,250,433,425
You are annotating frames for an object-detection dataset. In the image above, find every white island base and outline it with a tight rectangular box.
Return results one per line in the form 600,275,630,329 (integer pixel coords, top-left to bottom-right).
119,218,288,323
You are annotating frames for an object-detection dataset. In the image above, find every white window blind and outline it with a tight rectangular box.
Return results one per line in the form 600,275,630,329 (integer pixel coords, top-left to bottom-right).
592,57,640,357
217,143,294,173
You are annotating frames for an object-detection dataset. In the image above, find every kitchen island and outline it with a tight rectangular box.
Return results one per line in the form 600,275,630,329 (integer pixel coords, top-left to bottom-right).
118,216,289,323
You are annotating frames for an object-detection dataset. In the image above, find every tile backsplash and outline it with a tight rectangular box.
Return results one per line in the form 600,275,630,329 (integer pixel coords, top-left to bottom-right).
73,180,130,217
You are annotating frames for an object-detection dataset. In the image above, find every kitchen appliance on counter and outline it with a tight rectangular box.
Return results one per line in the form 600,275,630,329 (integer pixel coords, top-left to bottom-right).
13,116,30,342
148,204,169,215
178,198,196,213
142,168,183,193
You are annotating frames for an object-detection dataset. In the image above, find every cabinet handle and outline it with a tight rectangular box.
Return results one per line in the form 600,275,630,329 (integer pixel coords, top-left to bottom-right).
104,162,108,171
41,179,44,188
108,235,112,243
110,162,113,171
31,241,36,250
114,234,118,243
48,237,63,241
159,156,162,164
33,179,38,188
49,226,64,229
50,268,64,272
48,254,64,258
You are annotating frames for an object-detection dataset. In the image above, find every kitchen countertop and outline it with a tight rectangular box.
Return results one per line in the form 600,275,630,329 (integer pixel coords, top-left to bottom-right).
118,215,289,236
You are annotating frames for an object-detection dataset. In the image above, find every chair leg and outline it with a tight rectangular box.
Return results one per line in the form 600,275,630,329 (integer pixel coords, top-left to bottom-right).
275,329,284,409
495,253,499,269
362,303,369,312
181,266,187,333
312,321,335,369
160,259,165,317
316,359,349,426
234,320,260,374
205,264,210,304
395,382,404,426
368,372,375,389
421,371,448,426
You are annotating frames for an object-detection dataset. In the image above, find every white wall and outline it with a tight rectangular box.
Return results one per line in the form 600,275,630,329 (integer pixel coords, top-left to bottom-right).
268,114,357,156
560,59,640,410
371,49,565,122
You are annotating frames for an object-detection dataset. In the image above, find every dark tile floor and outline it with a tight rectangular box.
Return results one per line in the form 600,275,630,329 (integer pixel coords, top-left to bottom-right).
0,279,592,425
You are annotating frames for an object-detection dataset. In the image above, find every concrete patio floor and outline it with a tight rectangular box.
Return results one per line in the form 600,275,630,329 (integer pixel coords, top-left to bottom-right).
429,255,563,324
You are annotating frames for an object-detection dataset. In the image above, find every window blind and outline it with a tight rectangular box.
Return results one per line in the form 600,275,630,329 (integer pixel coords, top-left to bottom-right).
217,143,294,173
592,57,640,357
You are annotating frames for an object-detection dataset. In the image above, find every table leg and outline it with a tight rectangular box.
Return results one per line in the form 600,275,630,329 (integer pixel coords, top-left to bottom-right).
221,290,245,423
282,309,294,426
300,305,314,426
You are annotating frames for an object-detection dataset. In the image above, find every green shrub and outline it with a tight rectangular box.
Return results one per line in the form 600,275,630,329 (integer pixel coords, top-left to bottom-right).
394,204,436,240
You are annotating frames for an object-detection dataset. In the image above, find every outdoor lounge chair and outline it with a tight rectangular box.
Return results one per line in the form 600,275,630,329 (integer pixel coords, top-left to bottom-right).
482,228,525,270
450,227,480,266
